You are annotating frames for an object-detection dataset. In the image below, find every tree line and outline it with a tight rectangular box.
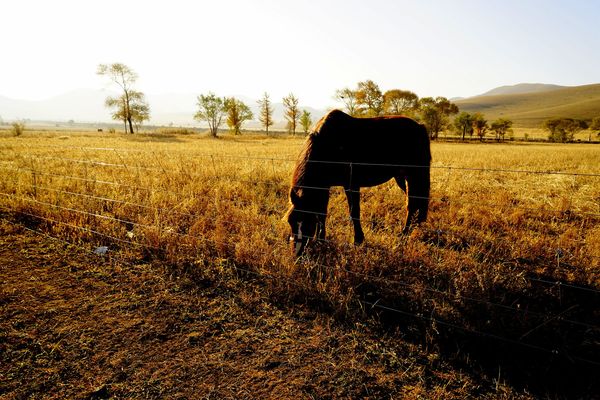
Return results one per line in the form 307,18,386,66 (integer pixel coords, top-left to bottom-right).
334,79,518,141
95,63,600,142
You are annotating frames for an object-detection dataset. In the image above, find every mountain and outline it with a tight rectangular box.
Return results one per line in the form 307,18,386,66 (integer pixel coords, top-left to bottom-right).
455,83,600,127
0,89,328,128
478,83,566,97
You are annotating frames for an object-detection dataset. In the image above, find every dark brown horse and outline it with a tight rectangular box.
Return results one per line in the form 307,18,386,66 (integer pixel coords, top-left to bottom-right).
286,109,431,256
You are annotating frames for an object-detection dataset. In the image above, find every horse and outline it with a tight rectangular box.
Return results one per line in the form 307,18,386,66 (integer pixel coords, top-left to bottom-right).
285,109,431,256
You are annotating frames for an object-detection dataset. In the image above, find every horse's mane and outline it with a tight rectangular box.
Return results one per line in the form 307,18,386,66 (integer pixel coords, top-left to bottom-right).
290,110,347,198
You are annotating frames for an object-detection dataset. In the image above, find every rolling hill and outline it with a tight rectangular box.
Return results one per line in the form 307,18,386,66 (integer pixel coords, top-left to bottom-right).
455,83,600,127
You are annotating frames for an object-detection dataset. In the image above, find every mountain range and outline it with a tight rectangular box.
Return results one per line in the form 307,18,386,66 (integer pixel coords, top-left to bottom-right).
2,83,600,128
0,90,327,129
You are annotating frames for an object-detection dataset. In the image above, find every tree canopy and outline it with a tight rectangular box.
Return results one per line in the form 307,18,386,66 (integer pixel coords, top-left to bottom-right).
419,97,459,139
224,97,253,135
194,93,225,137
544,118,588,142
453,112,474,140
383,89,419,116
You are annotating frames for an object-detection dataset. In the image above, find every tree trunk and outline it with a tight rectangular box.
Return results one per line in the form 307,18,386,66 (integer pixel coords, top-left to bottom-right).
128,117,134,134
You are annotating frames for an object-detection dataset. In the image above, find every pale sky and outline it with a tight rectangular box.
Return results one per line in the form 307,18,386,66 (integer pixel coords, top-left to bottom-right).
1,0,599,107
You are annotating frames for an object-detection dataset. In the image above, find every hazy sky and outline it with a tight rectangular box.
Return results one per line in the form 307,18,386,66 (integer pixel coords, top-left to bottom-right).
2,0,599,107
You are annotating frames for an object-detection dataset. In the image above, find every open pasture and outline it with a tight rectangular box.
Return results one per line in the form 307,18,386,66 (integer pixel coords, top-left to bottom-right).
1,130,599,395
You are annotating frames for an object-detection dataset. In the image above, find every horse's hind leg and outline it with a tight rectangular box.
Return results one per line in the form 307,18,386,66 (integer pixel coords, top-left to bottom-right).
398,168,430,234
394,176,407,194
345,187,364,245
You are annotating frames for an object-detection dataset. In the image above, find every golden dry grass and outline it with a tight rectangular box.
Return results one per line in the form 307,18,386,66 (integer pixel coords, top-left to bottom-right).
1,130,599,395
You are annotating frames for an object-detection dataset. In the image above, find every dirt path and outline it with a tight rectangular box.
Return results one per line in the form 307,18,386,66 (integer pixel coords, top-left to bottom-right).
0,220,523,399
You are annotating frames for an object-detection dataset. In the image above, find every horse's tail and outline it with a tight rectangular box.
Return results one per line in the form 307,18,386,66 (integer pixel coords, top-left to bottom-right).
404,123,431,231
420,123,432,164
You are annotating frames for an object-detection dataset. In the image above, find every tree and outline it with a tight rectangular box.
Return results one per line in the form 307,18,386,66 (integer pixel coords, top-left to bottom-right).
419,97,459,139
472,113,488,141
589,117,600,141
105,90,150,133
224,97,253,135
283,93,300,135
334,88,360,116
356,80,384,117
300,110,312,135
97,63,145,134
383,89,419,116
490,118,513,142
194,92,225,137
257,92,274,134
544,118,588,143
453,112,474,141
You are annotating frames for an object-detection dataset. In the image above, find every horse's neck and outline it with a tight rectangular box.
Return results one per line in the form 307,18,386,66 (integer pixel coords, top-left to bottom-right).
302,188,330,215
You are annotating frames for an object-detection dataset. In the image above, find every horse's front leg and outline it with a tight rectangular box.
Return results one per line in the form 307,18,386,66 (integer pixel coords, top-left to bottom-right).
345,187,364,245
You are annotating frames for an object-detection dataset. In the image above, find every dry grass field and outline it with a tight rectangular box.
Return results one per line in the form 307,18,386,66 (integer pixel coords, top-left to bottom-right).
1,129,599,398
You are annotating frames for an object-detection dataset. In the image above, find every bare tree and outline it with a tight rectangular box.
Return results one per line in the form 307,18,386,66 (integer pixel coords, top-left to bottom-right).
257,92,274,134
335,88,360,116
97,63,145,134
283,93,300,135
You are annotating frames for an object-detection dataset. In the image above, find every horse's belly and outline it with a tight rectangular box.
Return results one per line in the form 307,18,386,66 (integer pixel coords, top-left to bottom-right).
346,165,402,188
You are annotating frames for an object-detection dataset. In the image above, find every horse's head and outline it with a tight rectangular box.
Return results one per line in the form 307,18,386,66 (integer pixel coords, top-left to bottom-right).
286,188,319,257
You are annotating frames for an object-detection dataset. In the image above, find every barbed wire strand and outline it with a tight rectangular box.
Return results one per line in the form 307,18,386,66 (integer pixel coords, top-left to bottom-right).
2,193,599,329
3,145,600,177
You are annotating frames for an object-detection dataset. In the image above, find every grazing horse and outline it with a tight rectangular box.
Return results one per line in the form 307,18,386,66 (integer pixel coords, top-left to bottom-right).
286,109,431,256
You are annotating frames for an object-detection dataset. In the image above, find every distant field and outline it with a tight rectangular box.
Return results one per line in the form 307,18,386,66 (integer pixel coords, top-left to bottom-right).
455,83,600,127
1,130,599,396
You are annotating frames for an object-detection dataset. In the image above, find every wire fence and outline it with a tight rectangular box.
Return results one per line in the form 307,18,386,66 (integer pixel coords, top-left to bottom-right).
1,142,599,366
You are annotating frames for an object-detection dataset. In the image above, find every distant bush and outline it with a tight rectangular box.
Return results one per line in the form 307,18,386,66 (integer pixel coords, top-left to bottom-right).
544,118,588,143
156,127,197,135
11,122,25,137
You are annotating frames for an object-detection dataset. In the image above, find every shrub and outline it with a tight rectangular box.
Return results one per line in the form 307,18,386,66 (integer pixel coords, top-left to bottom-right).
11,122,25,137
